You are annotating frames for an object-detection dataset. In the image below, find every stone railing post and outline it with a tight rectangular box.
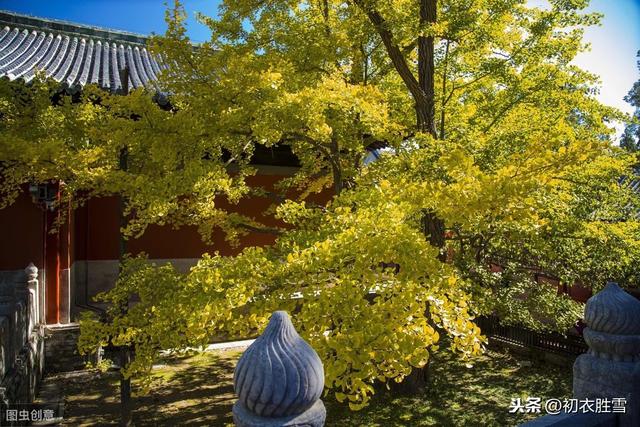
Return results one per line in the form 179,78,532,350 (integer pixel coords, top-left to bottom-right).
233,311,326,427
25,263,39,330
0,277,17,376
574,282,640,427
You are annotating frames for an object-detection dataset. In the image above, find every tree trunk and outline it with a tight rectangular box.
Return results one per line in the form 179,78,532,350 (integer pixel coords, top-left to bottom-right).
423,209,446,261
391,358,432,394
117,67,133,427
119,345,132,426
118,144,133,427
397,0,442,394
345,0,447,396
416,0,437,137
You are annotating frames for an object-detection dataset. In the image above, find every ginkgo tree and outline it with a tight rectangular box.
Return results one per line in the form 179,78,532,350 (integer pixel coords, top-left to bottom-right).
1,0,639,412
622,50,640,152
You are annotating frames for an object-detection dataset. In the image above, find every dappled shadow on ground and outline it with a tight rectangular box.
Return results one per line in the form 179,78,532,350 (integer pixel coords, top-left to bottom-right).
54,370,120,426
324,348,572,427
58,351,239,426
52,346,571,427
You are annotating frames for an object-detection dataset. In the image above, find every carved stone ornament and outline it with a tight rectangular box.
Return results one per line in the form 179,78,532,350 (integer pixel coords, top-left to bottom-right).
233,311,326,427
25,263,38,281
574,282,640,427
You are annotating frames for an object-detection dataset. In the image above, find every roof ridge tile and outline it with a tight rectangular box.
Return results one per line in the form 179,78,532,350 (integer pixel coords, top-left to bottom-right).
0,10,165,92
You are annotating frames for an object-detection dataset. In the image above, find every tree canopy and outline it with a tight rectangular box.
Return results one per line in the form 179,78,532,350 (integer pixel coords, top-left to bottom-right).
621,50,640,153
1,0,639,409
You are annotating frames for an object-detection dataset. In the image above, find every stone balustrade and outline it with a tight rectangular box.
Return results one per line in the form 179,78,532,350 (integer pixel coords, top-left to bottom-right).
0,263,45,417
522,282,640,427
573,282,640,427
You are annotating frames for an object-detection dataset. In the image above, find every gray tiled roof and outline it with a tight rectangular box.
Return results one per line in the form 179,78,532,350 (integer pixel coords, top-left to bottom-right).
0,10,167,92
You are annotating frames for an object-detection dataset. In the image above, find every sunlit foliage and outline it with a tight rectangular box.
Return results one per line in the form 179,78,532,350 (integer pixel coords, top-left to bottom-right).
1,0,639,408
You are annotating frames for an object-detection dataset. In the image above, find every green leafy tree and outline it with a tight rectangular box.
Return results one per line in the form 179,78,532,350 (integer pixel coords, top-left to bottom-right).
621,50,640,152
1,0,639,411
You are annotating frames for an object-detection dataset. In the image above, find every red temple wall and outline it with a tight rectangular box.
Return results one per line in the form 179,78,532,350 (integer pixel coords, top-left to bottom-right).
0,190,44,270
0,173,606,323
71,173,326,261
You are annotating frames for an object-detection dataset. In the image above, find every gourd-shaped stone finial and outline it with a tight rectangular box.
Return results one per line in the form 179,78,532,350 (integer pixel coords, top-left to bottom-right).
233,311,326,427
584,282,640,336
25,263,38,281
574,282,640,427
582,282,640,362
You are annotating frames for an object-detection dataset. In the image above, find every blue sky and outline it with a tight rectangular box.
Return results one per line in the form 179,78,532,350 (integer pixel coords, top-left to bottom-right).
0,1,220,39
1,0,639,117
573,0,640,116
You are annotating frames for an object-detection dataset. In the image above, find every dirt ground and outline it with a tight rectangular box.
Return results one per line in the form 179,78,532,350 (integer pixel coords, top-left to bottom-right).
55,350,240,426
43,346,572,427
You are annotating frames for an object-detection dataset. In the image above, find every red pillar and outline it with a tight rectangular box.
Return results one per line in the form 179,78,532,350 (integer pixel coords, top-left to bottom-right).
44,209,60,323
44,184,61,324
59,201,72,323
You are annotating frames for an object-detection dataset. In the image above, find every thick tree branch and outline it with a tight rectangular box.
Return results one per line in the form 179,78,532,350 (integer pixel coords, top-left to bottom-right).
418,0,437,136
238,222,284,236
351,0,429,122
282,132,343,195
439,38,450,139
